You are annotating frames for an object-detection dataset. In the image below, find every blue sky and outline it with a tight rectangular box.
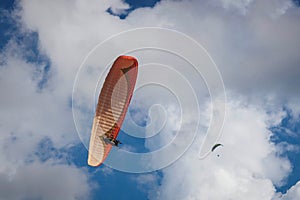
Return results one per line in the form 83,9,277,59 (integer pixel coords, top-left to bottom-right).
107,0,160,19
1,0,300,200
270,109,300,193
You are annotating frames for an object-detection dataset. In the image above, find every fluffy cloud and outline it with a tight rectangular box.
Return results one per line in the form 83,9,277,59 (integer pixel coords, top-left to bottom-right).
18,0,131,84
1,0,132,198
0,161,92,200
142,99,292,200
0,43,94,199
123,1,300,198
0,47,76,147
126,0,300,103
279,181,300,200
0,0,122,198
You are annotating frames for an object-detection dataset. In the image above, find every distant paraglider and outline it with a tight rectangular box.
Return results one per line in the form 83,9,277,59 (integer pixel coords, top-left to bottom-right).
211,143,223,157
88,55,138,167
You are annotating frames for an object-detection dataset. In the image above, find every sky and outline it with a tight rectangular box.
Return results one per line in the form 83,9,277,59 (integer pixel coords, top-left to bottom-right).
0,0,300,200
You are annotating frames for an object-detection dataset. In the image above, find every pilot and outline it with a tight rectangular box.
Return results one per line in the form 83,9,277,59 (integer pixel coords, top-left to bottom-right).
101,135,122,147
112,138,122,147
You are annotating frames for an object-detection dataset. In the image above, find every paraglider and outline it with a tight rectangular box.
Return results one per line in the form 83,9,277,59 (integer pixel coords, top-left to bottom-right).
88,55,138,167
211,143,223,157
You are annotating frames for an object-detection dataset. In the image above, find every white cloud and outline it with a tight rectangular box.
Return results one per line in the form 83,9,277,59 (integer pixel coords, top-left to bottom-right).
135,173,161,199
143,99,292,200
279,181,300,200
1,0,132,198
0,46,77,148
15,0,133,105
0,0,126,197
0,161,92,200
218,0,254,15
126,0,300,103
124,2,300,198
0,45,94,199
109,0,130,16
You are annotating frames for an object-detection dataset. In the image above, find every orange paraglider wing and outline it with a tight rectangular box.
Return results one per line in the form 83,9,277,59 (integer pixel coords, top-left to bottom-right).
88,55,138,167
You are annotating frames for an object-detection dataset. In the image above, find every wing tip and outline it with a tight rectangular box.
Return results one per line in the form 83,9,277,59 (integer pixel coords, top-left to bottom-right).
87,156,103,167
118,55,138,67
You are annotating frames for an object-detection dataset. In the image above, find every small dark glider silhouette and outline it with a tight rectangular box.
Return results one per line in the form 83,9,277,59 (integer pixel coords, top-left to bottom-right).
211,143,223,152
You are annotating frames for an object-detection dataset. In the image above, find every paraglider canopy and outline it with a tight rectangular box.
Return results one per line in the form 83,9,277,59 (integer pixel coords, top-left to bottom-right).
88,55,138,167
211,143,223,152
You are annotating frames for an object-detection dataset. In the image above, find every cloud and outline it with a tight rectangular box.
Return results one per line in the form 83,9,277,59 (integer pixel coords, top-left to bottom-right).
1,0,136,197
279,181,300,200
18,0,131,84
143,98,292,200
108,0,130,16
218,0,254,15
0,44,77,148
0,161,92,200
0,46,94,199
135,173,162,199
123,1,300,197
0,1,110,198
126,0,300,103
